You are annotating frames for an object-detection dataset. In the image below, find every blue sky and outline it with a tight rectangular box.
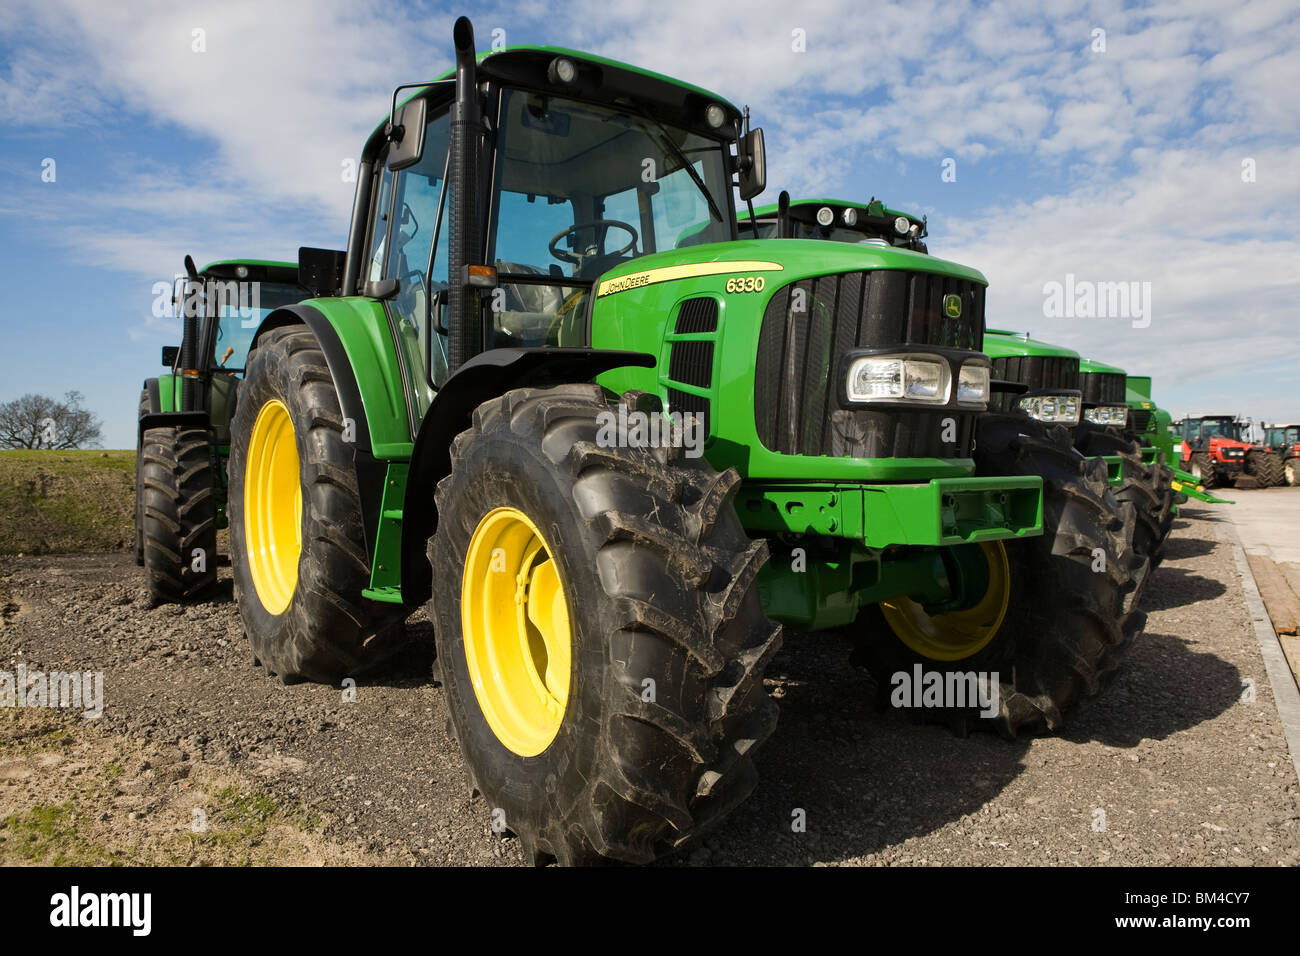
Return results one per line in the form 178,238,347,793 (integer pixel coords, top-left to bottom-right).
2,0,1298,448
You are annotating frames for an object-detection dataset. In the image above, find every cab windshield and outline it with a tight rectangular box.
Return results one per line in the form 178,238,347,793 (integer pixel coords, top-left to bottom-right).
212,281,305,373
1197,419,1241,441
487,88,734,347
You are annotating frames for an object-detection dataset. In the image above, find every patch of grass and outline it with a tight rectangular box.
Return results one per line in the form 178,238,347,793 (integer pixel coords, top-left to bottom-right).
0,802,116,866
167,785,321,866
0,449,134,555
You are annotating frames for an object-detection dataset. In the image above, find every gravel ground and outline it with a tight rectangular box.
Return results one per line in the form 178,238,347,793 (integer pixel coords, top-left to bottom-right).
1,505,1297,866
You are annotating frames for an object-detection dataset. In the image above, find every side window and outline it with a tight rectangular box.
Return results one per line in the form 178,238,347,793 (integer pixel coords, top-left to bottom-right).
385,109,451,415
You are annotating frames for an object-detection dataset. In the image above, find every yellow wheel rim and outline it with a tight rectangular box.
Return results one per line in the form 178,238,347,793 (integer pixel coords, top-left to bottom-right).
880,542,1011,661
461,507,572,757
244,399,302,615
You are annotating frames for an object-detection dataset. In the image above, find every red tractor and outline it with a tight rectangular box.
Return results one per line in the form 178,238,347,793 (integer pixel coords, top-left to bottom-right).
1263,424,1300,486
1177,415,1283,488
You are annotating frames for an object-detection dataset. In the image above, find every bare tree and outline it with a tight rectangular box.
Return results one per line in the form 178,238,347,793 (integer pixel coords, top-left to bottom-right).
0,391,104,449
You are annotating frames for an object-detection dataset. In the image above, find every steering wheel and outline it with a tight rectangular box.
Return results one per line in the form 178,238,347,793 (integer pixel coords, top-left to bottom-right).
548,220,638,270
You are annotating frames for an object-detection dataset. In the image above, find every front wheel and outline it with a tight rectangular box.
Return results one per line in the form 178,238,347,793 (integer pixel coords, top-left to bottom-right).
1285,458,1299,487
228,325,409,683
140,425,217,603
430,385,781,865
1247,449,1283,487
853,414,1147,736
1189,452,1217,489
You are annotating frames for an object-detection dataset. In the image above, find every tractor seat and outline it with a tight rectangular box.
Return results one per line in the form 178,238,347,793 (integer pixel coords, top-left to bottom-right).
494,261,566,347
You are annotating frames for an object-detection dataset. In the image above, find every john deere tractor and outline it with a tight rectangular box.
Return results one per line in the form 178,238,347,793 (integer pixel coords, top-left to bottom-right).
134,259,306,603
1177,415,1283,488
1262,424,1300,486
225,23,1146,864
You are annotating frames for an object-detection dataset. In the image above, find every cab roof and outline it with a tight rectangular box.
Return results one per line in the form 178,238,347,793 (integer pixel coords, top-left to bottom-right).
373,44,743,143
199,259,298,283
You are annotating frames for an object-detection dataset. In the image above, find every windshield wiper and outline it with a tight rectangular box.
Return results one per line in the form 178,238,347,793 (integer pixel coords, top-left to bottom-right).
629,111,726,228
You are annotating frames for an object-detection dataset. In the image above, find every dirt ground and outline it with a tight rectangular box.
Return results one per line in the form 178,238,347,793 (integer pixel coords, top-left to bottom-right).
1,502,1298,866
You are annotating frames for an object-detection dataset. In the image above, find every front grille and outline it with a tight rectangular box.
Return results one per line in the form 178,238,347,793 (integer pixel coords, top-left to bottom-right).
1079,371,1126,404
668,340,713,389
990,354,1081,412
754,270,984,458
674,297,718,334
1130,408,1153,433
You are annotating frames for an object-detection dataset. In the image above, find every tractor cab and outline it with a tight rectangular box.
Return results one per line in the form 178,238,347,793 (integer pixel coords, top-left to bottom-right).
163,259,307,446
339,43,764,421
1264,424,1300,452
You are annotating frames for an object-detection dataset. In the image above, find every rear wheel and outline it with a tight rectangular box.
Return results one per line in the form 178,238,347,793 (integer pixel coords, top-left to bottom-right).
1247,449,1284,487
140,426,217,603
430,385,781,865
1189,452,1217,489
134,389,148,566
1285,458,1300,487
229,325,409,683
853,414,1147,737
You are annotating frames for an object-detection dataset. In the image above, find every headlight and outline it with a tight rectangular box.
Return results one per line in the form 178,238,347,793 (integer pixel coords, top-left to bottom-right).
894,216,910,236
816,206,835,226
846,356,949,403
1019,393,1081,425
1083,405,1128,427
842,207,858,226
957,363,989,405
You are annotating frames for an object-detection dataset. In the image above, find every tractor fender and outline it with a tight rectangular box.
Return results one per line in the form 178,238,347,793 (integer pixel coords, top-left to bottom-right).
399,347,655,602
249,302,399,559
250,304,374,453
138,375,211,437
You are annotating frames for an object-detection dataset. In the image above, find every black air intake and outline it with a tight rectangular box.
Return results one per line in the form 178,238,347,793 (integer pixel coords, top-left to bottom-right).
1079,371,1126,405
990,354,1081,412
754,270,984,458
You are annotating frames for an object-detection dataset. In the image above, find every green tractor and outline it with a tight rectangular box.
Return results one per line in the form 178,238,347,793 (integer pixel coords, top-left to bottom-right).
135,258,306,603
218,21,1147,864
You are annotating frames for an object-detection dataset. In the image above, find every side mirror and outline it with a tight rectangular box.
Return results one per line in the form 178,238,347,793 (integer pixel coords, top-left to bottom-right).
387,97,427,172
161,345,179,367
738,127,766,201
299,247,346,297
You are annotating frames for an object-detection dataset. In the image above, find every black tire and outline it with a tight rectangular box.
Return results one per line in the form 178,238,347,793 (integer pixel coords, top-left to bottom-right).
1189,452,1218,489
228,325,410,684
430,385,782,865
140,426,217,603
134,389,148,566
1247,449,1284,487
852,413,1147,737
1285,457,1300,487
1075,427,1172,567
